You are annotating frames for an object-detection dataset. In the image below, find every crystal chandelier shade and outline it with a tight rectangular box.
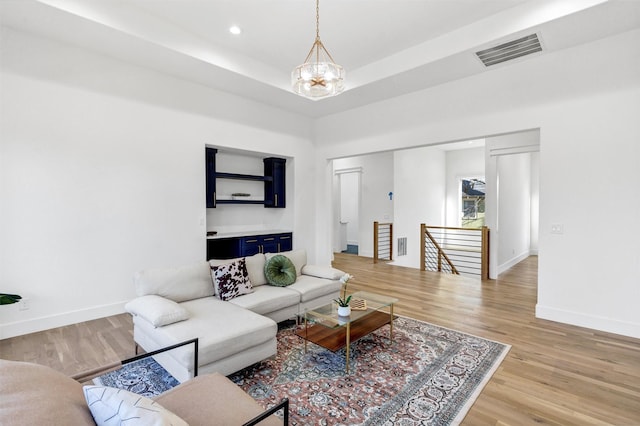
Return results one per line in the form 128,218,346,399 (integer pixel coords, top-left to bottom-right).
291,0,345,99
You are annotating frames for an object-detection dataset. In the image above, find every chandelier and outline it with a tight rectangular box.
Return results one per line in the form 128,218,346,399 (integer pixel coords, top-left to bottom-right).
291,0,345,99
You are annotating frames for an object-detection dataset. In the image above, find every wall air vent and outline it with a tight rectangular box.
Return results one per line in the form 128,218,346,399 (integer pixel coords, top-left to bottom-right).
398,237,407,256
476,33,542,67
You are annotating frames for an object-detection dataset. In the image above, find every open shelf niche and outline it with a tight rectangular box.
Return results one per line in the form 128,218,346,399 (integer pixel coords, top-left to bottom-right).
206,147,286,208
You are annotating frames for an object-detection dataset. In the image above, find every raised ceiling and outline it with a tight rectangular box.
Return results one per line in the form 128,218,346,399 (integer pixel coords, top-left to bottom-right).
1,0,639,117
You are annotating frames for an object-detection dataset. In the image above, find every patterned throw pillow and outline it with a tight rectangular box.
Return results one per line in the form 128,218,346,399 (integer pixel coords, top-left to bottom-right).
83,385,187,426
264,255,297,287
211,258,253,301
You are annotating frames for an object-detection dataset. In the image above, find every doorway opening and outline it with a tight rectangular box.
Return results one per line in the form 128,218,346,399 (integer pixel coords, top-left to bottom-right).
337,168,361,255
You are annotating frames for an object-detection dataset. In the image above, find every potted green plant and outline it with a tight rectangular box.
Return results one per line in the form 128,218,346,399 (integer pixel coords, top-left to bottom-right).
334,274,354,316
0,293,22,305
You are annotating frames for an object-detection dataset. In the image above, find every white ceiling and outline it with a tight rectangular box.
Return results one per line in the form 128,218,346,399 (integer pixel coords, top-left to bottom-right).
1,0,640,117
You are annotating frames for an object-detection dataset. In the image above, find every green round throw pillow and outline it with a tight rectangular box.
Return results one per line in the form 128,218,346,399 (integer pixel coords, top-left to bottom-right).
264,255,297,287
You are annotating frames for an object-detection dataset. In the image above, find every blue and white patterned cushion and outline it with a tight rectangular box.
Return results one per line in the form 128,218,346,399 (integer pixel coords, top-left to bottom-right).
211,258,253,301
83,385,187,426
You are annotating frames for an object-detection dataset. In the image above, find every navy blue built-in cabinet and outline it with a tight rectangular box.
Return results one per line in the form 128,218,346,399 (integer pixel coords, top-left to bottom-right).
263,157,286,208
205,148,286,208
207,232,292,260
205,147,217,208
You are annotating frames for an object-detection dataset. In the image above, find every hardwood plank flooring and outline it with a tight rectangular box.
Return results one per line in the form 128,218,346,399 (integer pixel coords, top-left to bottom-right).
1,253,639,424
332,254,640,425
0,311,134,377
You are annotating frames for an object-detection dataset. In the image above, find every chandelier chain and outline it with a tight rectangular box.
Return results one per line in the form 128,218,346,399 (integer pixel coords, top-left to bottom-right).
315,0,320,41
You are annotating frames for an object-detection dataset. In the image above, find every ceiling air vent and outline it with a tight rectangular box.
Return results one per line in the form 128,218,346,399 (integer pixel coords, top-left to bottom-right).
476,33,542,67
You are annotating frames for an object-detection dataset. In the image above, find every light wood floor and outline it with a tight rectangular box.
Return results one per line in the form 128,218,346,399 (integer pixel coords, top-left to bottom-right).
2,254,639,424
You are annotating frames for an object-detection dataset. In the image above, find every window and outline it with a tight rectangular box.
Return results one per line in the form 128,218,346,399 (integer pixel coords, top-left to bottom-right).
461,178,485,228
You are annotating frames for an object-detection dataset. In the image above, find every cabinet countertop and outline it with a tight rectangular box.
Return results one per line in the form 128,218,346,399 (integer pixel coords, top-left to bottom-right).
207,229,292,240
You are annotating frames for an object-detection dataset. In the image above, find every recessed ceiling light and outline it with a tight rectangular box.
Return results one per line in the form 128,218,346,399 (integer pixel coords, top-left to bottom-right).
229,26,241,35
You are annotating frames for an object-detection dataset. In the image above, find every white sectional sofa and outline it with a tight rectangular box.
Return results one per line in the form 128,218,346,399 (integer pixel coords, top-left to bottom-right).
125,249,344,382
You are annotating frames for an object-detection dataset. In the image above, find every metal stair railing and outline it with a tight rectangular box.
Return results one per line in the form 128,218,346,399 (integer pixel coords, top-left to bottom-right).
373,221,393,263
420,224,489,279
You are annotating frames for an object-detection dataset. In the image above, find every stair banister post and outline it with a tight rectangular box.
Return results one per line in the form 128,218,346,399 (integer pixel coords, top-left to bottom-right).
373,221,379,264
420,224,426,271
481,226,490,280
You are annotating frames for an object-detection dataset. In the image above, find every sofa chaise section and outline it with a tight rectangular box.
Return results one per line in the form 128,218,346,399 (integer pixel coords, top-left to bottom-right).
132,297,277,382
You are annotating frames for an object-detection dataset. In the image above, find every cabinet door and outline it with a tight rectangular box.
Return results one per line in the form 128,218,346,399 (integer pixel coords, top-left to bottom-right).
261,235,278,254
277,233,293,252
207,238,241,260
241,237,261,256
205,148,217,208
264,157,286,208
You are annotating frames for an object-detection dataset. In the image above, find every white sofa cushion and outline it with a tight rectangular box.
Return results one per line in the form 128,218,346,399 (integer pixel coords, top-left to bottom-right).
125,295,189,327
209,253,267,286
302,265,345,280
265,249,306,276
134,262,213,302
228,285,300,316
287,274,343,303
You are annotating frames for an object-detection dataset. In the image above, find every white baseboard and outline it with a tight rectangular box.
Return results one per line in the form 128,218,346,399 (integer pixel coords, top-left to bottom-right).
536,304,640,339
0,301,127,339
497,250,531,275
387,259,420,269
359,250,373,258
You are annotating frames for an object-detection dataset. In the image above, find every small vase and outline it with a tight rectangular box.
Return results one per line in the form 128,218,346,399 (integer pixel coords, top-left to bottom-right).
337,305,351,316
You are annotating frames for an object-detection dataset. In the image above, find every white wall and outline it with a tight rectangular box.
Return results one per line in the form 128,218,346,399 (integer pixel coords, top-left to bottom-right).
445,147,485,227
530,152,540,254
536,91,640,338
497,152,532,273
314,29,640,338
0,27,315,338
340,172,360,246
391,146,446,269
332,153,394,258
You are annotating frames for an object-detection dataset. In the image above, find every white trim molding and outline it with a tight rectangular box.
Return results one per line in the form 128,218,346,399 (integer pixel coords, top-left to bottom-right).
536,304,640,339
0,301,127,339
334,166,363,175
497,250,531,275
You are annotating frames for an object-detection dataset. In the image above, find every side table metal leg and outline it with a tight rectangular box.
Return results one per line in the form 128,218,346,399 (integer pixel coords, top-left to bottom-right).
304,314,308,353
390,304,394,344
346,322,351,373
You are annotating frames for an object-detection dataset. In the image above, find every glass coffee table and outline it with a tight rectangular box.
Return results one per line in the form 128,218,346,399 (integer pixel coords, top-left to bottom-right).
295,291,398,373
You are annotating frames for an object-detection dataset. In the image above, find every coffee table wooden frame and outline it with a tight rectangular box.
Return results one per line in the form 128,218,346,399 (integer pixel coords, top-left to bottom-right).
296,291,398,373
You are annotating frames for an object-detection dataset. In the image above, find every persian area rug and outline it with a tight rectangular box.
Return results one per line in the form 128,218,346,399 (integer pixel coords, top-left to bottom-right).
93,357,179,398
230,317,510,425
